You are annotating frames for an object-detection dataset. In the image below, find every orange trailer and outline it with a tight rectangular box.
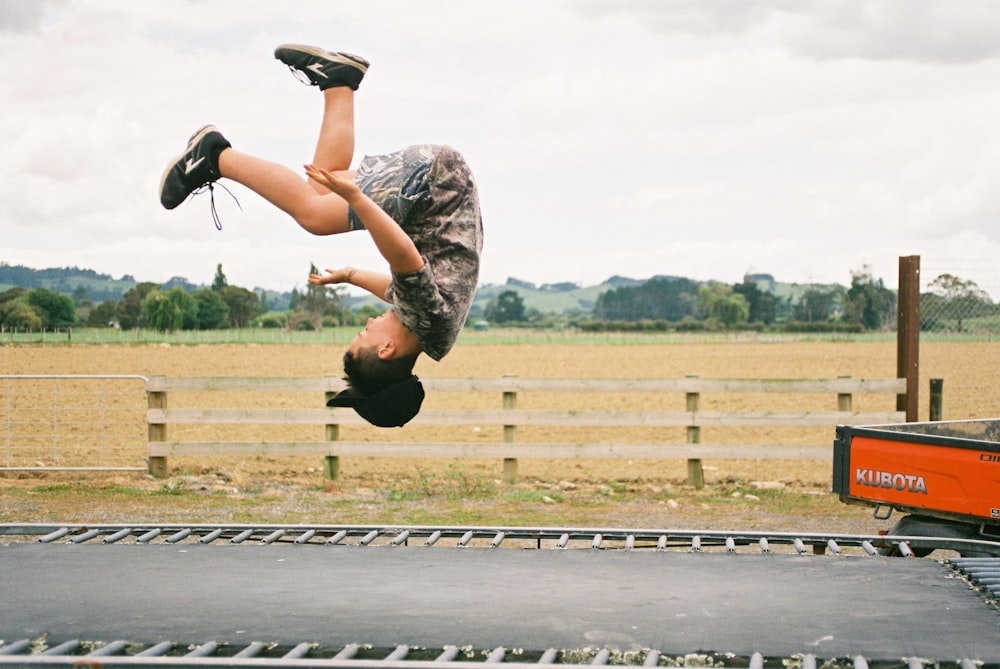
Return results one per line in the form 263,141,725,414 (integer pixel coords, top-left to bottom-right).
833,419,1000,555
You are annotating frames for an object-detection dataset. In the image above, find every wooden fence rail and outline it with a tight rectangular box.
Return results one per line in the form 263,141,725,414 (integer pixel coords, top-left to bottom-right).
145,376,907,486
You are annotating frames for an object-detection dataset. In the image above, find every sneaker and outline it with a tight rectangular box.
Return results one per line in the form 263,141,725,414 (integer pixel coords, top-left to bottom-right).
274,44,368,90
159,125,231,210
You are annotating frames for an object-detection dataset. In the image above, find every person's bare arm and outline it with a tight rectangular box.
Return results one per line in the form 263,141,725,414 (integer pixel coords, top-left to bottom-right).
304,165,425,274
309,267,392,302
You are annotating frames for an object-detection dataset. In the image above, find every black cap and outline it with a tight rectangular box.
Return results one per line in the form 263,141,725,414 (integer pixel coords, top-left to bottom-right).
326,375,424,427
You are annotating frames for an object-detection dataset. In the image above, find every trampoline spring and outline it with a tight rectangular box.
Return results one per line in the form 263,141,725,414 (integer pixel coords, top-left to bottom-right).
897,541,915,558
38,527,71,543
457,530,474,547
41,640,81,656
88,640,128,656
625,534,635,550
556,533,570,548
436,646,461,662
802,654,817,669
165,528,191,544
643,650,660,666
295,529,317,544
853,655,869,669
358,529,379,546
135,641,174,657
726,537,736,553
0,639,32,656
793,538,808,555
392,530,410,546
425,530,442,546
385,645,410,661
261,528,285,544
749,652,764,669
284,642,312,659
657,535,667,551
861,540,877,556
539,649,559,664
186,641,218,657
200,528,224,544
490,531,505,548
230,529,255,544
691,536,702,552
334,644,360,660
102,528,133,544
485,646,506,663
327,530,348,545
591,534,603,549
233,641,267,658
826,539,842,555
759,538,770,553
592,648,610,665
70,529,101,543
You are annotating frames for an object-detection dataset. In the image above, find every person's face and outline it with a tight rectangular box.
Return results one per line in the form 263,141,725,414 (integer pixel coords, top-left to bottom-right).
348,310,399,356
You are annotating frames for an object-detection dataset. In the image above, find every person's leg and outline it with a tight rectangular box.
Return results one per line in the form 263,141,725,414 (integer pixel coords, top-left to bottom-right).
308,87,355,194
218,148,352,235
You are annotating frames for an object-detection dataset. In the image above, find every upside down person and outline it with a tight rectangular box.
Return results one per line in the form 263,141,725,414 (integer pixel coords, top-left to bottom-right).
158,44,483,427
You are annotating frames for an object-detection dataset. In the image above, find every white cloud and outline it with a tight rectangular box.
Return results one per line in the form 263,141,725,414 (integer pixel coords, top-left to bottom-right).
0,0,999,298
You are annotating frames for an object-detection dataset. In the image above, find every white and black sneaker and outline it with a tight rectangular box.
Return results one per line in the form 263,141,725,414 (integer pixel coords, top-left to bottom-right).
159,125,231,210
274,44,369,90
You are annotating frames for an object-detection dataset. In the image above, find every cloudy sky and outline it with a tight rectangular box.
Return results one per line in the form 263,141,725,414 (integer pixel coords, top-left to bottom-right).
2,0,999,298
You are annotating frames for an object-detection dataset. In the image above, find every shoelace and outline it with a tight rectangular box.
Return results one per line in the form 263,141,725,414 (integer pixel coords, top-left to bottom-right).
191,182,241,230
286,65,317,87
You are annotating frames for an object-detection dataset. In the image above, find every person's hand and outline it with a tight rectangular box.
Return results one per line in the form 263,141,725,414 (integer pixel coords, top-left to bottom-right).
308,267,356,285
304,164,361,200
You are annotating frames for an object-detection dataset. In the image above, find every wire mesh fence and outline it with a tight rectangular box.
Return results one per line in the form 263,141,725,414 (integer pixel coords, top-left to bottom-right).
1,375,148,471
920,259,1000,334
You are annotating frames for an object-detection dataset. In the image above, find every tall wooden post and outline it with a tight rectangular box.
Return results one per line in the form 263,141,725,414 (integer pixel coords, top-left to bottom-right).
685,375,704,489
502,376,518,484
896,256,920,422
147,388,168,479
324,390,341,480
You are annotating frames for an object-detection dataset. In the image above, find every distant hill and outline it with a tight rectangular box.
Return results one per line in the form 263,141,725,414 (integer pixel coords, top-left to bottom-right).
1,263,853,317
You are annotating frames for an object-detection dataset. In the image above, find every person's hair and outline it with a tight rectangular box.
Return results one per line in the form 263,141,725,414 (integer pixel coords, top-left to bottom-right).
342,347,418,397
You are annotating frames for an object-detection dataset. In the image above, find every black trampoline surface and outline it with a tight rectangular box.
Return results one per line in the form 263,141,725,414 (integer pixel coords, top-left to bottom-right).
3,542,1000,660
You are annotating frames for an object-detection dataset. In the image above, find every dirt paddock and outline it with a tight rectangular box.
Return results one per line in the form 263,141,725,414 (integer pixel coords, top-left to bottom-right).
1,339,997,533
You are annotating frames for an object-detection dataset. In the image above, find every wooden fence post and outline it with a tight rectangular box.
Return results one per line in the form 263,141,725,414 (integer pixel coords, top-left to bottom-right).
929,378,943,421
838,375,853,413
897,255,920,421
147,386,168,479
502,374,518,484
324,389,341,480
685,374,704,489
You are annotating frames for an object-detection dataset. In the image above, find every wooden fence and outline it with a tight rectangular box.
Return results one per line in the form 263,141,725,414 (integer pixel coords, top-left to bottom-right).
145,376,907,486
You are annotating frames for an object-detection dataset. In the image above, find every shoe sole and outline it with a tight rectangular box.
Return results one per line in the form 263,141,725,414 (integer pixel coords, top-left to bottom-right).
274,44,369,74
159,125,219,210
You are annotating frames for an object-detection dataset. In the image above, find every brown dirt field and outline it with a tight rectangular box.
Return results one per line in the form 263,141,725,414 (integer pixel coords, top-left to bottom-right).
1,340,997,535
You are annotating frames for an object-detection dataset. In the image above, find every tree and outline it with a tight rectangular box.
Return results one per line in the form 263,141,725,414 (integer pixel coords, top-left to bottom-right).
211,263,228,291
1,302,43,330
927,273,993,332
593,277,700,321
144,287,197,332
698,285,749,328
218,285,263,328
485,290,526,323
192,288,230,329
26,288,76,328
794,287,842,322
733,279,776,324
119,282,159,329
843,266,895,330
86,300,121,328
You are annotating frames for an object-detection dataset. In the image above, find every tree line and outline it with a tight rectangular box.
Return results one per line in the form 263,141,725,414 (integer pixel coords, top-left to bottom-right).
0,264,367,333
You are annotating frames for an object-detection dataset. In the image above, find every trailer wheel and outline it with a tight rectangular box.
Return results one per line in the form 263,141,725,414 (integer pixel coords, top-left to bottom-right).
878,514,999,557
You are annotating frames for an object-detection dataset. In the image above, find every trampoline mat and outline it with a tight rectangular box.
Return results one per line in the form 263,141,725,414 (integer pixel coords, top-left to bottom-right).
3,543,999,660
